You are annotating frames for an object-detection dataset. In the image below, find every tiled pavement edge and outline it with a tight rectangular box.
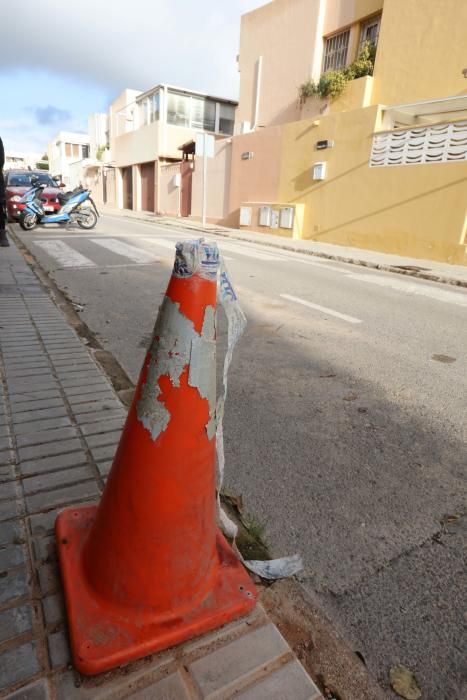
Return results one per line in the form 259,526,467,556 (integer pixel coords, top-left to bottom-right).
0,240,323,699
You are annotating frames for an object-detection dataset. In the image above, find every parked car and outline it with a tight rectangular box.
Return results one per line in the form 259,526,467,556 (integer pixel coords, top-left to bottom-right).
4,170,62,221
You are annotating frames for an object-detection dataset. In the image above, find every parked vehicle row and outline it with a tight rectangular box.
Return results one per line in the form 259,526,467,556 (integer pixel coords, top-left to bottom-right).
4,169,99,231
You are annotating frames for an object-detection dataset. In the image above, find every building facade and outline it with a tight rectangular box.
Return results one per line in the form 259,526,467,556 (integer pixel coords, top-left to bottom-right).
108,84,236,214
192,0,467,265
48,131,91,186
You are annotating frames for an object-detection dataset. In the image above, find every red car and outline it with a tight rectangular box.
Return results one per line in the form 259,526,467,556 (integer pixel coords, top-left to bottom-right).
5,170,62,222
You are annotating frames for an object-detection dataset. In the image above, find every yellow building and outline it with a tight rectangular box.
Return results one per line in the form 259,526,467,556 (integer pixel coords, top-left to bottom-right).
193,0,467,265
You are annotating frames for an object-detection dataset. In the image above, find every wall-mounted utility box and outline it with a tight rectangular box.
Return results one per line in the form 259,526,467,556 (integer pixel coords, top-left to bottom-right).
270,210,279,228
313,162,326,180
279,207,294,229
239,206,252,226
173,173,181,187
241,151,254,160
259,205,272,226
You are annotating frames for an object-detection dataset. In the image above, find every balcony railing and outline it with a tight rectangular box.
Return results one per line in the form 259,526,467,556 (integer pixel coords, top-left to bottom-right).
370,120,467,167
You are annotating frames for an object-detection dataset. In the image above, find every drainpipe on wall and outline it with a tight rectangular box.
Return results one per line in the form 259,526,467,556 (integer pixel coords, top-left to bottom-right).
252,56,263,130
311,0,327,81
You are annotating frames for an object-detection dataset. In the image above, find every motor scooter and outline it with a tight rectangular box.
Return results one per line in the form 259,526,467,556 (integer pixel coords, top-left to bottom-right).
19,177,99,231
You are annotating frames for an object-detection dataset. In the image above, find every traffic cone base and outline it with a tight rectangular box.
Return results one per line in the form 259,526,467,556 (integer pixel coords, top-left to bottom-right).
56,504,256,676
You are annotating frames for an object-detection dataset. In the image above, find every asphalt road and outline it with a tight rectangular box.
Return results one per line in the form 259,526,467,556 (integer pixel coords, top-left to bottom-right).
12,215,467,699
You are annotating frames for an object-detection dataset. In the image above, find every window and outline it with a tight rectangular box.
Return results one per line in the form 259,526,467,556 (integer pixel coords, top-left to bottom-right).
191,97,216,131
358,15,381,54
65,143,80,158
137,91,160,127
82,145,90,159
322,29,350,72
167,92,191,127
218,103,235,135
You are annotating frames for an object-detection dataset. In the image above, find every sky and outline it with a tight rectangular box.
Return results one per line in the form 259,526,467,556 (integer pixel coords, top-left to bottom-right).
0,0,265,155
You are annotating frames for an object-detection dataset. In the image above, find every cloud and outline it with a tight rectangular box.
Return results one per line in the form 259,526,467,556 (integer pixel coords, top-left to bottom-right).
0,0,265,99
34,105,72,126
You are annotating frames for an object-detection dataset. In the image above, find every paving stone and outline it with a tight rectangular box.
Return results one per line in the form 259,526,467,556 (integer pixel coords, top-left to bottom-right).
18,438,83,462
10,396,62,413
4,679,50,700
0,544,26,571
42,592,65,627
128,672,191,699
32,536,57,565
47,628,70,668
55,651,175,699
73,400,124,417
90,444,117,462
60,372,104,385
0,480,19,501
98,461,113,478
0,436,12,451
0,568,29,605
53,360,95,370
75,408,126,425
15,416,72,436
0,641,40,691
16,427,78,449
0,499,23,522
37,561,61,596
234,660,322,700
23,465,94,496
20,450,88,477
85,430,122,449
12,405,67,424
26,480,99,513
67,391,116,407
6,368,53,379
0,519,24,547
0,425,9,439
0,604,33,644
29,510,61,538
7,377,57,391
188,624,290,698
79,418,125,436
0,448,13,466
63,383,110,398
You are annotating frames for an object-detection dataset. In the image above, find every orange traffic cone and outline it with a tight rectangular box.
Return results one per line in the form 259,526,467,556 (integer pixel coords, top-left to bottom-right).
55,240,256,675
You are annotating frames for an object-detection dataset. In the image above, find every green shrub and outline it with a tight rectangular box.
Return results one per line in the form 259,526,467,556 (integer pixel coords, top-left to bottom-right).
299,41,376,102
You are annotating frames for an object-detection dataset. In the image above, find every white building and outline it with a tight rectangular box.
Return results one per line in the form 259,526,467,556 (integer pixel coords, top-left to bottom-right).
47,131,91,186
4,151,45,170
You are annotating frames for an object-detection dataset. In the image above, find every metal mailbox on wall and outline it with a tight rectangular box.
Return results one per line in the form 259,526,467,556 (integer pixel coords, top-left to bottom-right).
270,210,279,229
259,206,272,226
239,206,252,226
279,207,294,229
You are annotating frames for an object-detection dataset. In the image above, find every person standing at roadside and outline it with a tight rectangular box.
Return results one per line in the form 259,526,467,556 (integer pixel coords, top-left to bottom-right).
0,136,10,247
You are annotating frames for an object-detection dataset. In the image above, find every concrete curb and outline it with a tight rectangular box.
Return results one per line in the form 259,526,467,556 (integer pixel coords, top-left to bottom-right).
101,209,467,290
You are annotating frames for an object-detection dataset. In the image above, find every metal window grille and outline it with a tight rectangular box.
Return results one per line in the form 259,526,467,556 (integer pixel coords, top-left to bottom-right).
323,29,350,72
358,16,381,55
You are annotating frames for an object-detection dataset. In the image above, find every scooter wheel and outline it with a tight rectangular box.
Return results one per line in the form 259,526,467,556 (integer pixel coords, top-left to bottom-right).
77,209,97,230
19,213,38,231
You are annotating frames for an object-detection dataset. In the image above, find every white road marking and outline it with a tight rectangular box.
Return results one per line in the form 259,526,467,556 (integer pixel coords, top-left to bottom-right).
216,241,283,261
91,238,159,264
280,294,362,324
348,272,467,307
34,240,95,268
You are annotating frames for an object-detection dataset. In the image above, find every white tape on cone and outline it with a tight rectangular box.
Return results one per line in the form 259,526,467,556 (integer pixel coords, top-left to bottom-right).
216,256,303,580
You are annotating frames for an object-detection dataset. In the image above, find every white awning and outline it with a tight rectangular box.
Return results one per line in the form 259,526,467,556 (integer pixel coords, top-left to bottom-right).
386,94,467,125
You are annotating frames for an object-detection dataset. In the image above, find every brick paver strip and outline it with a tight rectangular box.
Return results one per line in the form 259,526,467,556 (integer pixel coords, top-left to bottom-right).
235,659,323,700
0,241,321,699
0,604,33,644
188,623,291,697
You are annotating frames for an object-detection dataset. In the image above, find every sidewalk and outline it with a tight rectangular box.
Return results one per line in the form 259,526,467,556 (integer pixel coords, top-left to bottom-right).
101,204,467,288
0,239,324,699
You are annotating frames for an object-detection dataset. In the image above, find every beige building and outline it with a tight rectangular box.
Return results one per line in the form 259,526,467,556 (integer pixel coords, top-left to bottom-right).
191,0,467,265
108,85,236,214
